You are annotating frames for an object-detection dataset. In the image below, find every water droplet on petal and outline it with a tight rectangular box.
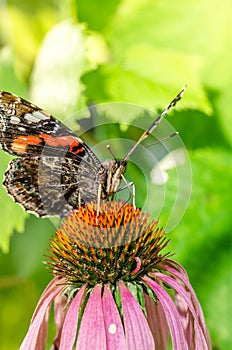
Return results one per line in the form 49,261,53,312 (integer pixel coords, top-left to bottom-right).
108,323,117,334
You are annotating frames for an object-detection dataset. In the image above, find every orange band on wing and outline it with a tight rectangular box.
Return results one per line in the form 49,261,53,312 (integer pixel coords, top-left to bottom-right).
39,134,85,154
12,135,42,153
12,134,85,155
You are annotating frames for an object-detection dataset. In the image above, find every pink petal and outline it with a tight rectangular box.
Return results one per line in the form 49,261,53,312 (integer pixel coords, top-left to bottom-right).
34,308,50,350
31,276,62,322
144,293,169,349
20,279,64,350
164,261,211,348
143,276,189,350
175,292,196,349
119,281,155,350
157,272,210,348
60,284,86,350
102,284,126,350
51,293,68,349
154,272,210,349
76,284,106,350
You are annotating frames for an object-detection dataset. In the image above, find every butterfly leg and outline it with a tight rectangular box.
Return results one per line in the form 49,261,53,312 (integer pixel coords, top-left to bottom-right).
78,192,82,208
118,175,136,208
97,183,102,218
131,181,136,208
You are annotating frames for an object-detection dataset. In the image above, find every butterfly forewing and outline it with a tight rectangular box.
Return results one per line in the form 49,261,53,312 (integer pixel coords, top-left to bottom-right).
0,91,104,216
0,92,93,158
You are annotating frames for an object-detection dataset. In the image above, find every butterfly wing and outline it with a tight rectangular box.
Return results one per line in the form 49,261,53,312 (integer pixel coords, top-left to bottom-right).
4,156,100,217
0,91,104,216
0,91,97,160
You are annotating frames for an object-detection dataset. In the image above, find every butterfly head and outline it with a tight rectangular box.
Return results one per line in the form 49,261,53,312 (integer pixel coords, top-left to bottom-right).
100,159,127,199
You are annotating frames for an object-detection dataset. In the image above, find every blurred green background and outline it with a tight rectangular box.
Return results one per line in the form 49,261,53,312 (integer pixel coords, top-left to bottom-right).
0,0,231,349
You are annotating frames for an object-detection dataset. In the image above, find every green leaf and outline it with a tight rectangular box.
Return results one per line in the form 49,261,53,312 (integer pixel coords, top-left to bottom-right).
30,20,89,123
213,85,232,146
0,48,26,95
108,0,231,60
204,262,232,349
166,149,232,348
126,282,146,316
118,45,211,114
113,284,122,318
0,154,27,253
76,0,121,31
0,214,53,349
0,2,56,78
165,108,230,150
106,0,232,114
169,149,232,251
82,54,211,116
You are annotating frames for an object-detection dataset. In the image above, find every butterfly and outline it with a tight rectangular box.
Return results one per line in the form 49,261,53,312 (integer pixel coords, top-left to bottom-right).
0,87,185,217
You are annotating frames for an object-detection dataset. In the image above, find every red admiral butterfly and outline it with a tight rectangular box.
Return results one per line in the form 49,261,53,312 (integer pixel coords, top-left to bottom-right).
0,88,185,217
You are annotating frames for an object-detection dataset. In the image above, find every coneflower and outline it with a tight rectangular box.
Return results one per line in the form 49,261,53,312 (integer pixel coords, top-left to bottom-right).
20,201,211,350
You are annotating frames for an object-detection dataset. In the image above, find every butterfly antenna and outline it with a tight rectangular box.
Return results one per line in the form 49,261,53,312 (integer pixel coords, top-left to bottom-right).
128,131,179,156
142,131,179,151
107,144,118,162
122,86,186,162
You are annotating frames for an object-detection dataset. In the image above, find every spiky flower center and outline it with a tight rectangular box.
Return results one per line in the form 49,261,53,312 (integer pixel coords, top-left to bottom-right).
47,201,169,287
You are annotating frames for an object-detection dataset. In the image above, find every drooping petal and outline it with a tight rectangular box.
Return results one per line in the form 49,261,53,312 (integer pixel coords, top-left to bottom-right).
144,293,169,349
102,284,126,350
163,261,211,349
20,279,64,350
51,293,68,349
143,276,189,350
34,307,50,350
31,276,62,322
60,284,86,350
175,292,196,349
154,272,210,349
76,284,106,350
119,281,155,350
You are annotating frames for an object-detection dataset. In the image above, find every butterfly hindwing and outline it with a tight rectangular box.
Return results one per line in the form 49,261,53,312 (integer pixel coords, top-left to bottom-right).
4,157,51,217
3,156,101,217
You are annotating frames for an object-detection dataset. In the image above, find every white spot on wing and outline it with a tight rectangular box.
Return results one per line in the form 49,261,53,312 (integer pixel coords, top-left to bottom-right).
76,136,84,143
24,111,50,123
10,116,20,124
24,113,38,123
33,110,50,120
